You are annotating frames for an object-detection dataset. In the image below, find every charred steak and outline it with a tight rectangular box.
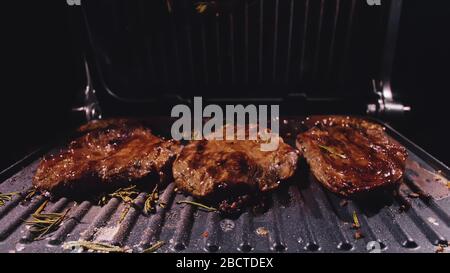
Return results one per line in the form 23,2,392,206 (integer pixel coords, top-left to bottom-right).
173,128,299,212
33,119,180,195
296,116,408,196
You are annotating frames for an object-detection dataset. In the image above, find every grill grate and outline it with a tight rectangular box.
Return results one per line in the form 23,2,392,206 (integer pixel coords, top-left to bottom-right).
0,117,449,253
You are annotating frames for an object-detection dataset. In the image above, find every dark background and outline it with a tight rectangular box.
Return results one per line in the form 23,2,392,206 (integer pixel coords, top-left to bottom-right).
0,0,449,171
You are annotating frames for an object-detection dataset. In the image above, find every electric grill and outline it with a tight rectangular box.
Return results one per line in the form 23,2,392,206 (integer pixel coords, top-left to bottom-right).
0,0,449,253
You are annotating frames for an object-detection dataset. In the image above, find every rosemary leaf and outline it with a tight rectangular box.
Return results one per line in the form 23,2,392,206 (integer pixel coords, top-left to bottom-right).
177,200,217,212
63,240,127,253
142,241,165,253
318,145,347,159
0,191,19,206
24,188,38,202
35,200,49,214
144,185,159,214
352,211,361,229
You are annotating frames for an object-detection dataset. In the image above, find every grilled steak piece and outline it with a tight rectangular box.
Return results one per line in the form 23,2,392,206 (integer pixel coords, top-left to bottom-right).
173,127,299,213
33,119,180,195
296,116,408,196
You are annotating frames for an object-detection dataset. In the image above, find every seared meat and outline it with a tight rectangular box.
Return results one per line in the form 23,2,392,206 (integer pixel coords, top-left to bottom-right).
33,119,180,195
76,118,141,133
296,116,408,196
173,127,299,213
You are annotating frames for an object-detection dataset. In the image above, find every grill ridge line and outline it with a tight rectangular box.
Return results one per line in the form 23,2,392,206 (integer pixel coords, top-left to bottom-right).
171,196,196,251
111,193,147,246
79,197,121,241
138,183,176,250
49,200,92,245
0,195,47,241
292,185,320,251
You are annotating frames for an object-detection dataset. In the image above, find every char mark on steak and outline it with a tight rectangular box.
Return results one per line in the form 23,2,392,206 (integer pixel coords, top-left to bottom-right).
33,119,180,196
172,125,299,213
296,116,408,196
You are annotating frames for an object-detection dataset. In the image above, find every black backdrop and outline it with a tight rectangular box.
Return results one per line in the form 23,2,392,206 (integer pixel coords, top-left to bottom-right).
392,0,450,166
0,0,449,170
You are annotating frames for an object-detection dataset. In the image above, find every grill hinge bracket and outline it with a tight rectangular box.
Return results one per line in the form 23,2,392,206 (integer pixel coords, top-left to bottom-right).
72,59,102,121
367,79,410,117
367,1,410,117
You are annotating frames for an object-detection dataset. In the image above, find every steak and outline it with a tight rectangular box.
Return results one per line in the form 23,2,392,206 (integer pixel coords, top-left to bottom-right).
296,116,408,196
173,126,299,213
33,119,180,196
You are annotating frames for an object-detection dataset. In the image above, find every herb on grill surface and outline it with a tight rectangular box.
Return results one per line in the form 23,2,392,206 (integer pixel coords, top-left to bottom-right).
142,240,165,253
35,200,48,214
318,145,347,159
24,188,38,202
352,211,361,229
144,185,159,214
98,185,139,206
63,240,128,253
0,191,19,206
119,206,130,223
26,200,70,240
22,187,39,204
176,200,217,212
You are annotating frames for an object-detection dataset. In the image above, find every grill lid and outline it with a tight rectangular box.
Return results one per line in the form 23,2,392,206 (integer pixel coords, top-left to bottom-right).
79,0,400,103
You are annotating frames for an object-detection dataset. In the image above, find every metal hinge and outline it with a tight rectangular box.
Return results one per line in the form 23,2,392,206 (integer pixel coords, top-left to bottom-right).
367,79,410,117
72,59,102,121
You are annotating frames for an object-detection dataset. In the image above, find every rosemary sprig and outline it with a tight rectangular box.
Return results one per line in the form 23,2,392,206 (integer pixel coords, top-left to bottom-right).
24,188,38,201
110,185,140,203
319,145,347,159
142,240,165,253
0,191,19,206
98,185,139,206
177,200,217,212
26,201,70,240
63,240,127,253
144,185,159,214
